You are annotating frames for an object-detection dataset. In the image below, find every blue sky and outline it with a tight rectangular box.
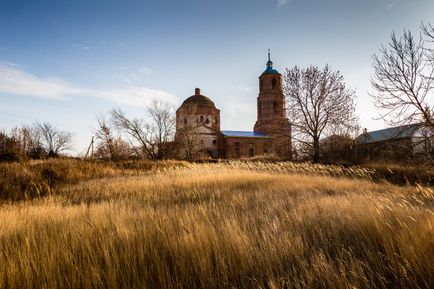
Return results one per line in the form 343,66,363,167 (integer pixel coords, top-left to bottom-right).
1,0,433,154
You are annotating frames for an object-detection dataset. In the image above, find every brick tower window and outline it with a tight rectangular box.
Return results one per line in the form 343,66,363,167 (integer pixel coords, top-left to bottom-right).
273,101,278,113
258,102,261,118
272,78,277,90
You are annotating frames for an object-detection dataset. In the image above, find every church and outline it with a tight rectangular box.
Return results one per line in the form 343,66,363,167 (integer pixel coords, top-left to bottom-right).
175,53,292,159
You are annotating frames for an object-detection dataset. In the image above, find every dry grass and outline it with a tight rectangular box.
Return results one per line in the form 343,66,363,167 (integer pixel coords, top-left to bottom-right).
0,160,433,288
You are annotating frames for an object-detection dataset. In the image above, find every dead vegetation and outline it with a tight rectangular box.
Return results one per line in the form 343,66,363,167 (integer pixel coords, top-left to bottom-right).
0,160,433,288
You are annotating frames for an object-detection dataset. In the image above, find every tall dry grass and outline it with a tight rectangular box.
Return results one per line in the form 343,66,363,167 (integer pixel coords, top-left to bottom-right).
0,161,433,288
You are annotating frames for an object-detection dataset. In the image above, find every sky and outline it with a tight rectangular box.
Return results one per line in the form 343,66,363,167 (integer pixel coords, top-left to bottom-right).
1,0,433,154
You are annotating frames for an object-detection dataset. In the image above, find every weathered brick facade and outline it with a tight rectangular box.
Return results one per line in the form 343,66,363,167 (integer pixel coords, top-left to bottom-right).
175,54,292,160
223,136,274,159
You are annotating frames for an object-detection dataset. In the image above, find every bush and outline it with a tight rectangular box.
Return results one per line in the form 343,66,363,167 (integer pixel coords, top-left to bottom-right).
364,162,434,186
0,159,122,202
0,163,47,201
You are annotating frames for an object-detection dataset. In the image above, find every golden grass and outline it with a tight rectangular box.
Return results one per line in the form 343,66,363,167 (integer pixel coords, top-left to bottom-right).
0,161,433,288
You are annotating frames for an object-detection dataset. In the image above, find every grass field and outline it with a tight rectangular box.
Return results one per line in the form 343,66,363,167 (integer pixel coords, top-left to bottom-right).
0,160,433,288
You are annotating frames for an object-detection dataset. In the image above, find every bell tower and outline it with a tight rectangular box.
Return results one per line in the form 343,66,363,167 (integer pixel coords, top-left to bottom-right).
253,51,292,159
254,50,287,134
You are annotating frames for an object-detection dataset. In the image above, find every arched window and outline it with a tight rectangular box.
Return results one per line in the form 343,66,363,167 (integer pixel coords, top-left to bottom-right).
260,79,264,91
248,143,254,157
234,142,240,158
273,101,278,113
258,102,261,118
272,78,277,90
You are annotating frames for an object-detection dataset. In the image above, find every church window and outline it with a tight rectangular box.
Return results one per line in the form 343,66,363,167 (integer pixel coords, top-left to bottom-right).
206,118,210,124
200,115,204,122
273,101,278,113
248,143,254,157
258,102,261,118
260,79,263,91
184,118,187,125
212,139,217,145
272,78,277,90
234,142,240,158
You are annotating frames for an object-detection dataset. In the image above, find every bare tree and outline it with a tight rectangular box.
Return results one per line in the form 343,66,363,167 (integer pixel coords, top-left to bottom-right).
36,122,73,157
10,126,44,158
148,100,176,159
371,28,434,128
111,100,175,160
176,125,202,161
174,104,204,161
94,137,132,160
94,115,129,160
284,65,357,163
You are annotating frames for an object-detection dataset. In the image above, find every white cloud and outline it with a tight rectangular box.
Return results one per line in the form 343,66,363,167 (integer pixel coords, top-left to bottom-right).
137,67,152,76
387,1,397,9
277,0,290,7
0,63,178,107
0,64,82,100
72,43,90,50
236,85,252,93
91,87,178,107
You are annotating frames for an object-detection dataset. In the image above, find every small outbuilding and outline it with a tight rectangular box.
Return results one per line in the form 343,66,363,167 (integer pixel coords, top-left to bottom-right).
355,124,433,161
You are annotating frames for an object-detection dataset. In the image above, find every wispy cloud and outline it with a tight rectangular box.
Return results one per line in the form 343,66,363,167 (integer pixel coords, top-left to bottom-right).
236,85,252,93
0,63,178,106
387,1,397,9
72,43,90,50
137,67,152,76
277,0,291,7
0,64,82,100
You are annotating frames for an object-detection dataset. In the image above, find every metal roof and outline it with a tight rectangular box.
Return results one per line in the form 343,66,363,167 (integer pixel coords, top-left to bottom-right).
356,124,421,144
262,67,279,75
221,130,269,138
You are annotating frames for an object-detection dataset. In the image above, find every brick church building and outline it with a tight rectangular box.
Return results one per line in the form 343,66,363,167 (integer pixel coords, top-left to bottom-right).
175,53,292,159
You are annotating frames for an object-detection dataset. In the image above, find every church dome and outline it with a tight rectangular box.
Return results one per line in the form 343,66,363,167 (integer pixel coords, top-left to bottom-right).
181,88,216,108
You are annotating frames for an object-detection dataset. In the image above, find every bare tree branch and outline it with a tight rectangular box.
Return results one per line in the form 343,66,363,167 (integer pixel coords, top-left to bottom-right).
371,28,434,128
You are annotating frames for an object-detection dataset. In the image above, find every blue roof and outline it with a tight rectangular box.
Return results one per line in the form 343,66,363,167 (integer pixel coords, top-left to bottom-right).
356,124,421,144
221,130,269,138
262,67,279,75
